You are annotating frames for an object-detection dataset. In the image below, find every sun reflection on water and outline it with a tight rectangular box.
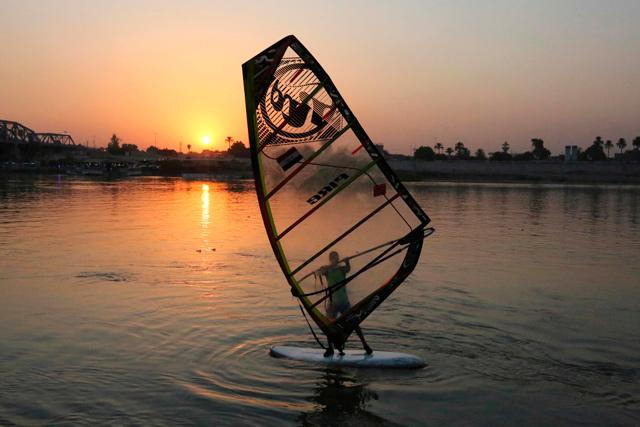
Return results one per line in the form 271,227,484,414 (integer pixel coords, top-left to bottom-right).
201,184,210,227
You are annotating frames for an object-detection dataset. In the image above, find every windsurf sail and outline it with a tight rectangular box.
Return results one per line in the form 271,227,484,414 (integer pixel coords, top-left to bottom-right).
243,35,433,348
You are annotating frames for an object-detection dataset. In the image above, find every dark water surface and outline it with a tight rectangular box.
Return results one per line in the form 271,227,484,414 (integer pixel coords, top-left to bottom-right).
1,176,638,426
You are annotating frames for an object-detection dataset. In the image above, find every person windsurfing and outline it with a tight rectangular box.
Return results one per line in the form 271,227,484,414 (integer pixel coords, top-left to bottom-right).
319,251,373,357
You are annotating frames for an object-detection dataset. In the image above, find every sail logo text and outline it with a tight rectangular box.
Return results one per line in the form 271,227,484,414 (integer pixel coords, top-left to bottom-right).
306,174,349,204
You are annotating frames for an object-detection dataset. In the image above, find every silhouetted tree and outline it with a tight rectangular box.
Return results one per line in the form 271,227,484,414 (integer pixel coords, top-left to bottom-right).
434,142,443,154
531,138,551,160
501,141,510,153
445,147,454,158
633,136,640,150
490,151,512,161
225,136,234,151
617,137,627,154
475,148,487,160
414,145,436,161
107,134,122,155
593,136,604,148
605,140,613,158
228,141,249,157
580,137,607,161
121,143,138,156
514,151,534,161
156,148,179,157
187,144,191,152
453,141,470,159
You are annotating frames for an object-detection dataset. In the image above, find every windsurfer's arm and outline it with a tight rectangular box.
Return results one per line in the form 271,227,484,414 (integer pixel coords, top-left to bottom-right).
342,258,351,274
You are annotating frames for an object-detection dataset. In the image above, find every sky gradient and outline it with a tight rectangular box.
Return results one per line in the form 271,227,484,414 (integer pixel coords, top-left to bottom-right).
1,0,639,154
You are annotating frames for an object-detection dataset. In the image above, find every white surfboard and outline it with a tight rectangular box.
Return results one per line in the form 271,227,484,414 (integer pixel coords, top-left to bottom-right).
270,346,426,369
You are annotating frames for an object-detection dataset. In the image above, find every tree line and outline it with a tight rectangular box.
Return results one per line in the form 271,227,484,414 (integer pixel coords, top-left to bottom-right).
103,132,640,162
105,134,249,158
413,136,640,161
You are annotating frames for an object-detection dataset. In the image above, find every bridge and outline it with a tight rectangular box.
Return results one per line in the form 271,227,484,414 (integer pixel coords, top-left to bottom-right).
1,119,79,162
0,119,76,146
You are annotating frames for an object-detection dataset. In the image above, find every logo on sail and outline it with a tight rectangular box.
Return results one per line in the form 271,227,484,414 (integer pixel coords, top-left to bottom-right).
306,173,349,205
270,80,326,130
260,64,337,142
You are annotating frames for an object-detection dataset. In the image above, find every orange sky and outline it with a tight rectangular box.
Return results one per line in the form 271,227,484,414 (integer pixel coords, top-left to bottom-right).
1,1,639,154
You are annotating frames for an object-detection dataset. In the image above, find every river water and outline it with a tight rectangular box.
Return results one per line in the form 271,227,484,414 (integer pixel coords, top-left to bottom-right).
0,176,638,426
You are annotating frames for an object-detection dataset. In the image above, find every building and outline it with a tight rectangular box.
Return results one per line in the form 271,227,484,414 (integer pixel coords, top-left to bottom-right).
565,145,579,162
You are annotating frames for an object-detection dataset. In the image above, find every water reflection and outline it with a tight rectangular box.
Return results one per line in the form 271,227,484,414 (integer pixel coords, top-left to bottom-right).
588,187,605,225
528,187,548,224
1,177,639,426
562,187,579,219
297,370,388,426
201,183,210,227
225,180,253,194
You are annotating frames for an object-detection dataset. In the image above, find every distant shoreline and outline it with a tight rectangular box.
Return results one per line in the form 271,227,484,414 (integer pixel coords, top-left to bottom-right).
391,159,640,185
397,172,640,185
2,158,640,185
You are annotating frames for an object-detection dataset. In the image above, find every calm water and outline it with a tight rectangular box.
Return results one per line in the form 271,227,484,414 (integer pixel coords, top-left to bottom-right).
1,176,639,426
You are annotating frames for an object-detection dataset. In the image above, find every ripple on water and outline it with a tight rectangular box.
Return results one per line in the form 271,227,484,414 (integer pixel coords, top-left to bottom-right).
75,271,131,283
171,332,312,425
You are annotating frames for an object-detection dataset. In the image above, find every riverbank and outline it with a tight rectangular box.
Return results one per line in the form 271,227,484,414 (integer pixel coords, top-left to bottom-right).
2,157,639,184
390,159,640,184
0,157,252,179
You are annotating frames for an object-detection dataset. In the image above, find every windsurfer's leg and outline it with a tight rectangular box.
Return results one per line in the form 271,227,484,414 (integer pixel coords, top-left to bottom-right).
354,326,373,354
323,339,334,357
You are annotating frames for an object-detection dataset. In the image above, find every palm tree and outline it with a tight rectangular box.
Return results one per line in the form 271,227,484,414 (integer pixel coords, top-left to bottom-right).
454,141,465,155
501,141,510,153
633,136,640,150
445,147,454,158
225,136,234,151
616,137,627,154
434,142,443,154
187,144,191,153
605,140,613,158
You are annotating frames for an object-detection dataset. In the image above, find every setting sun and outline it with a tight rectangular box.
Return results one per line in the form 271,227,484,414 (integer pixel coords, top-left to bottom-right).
202,135,211,145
